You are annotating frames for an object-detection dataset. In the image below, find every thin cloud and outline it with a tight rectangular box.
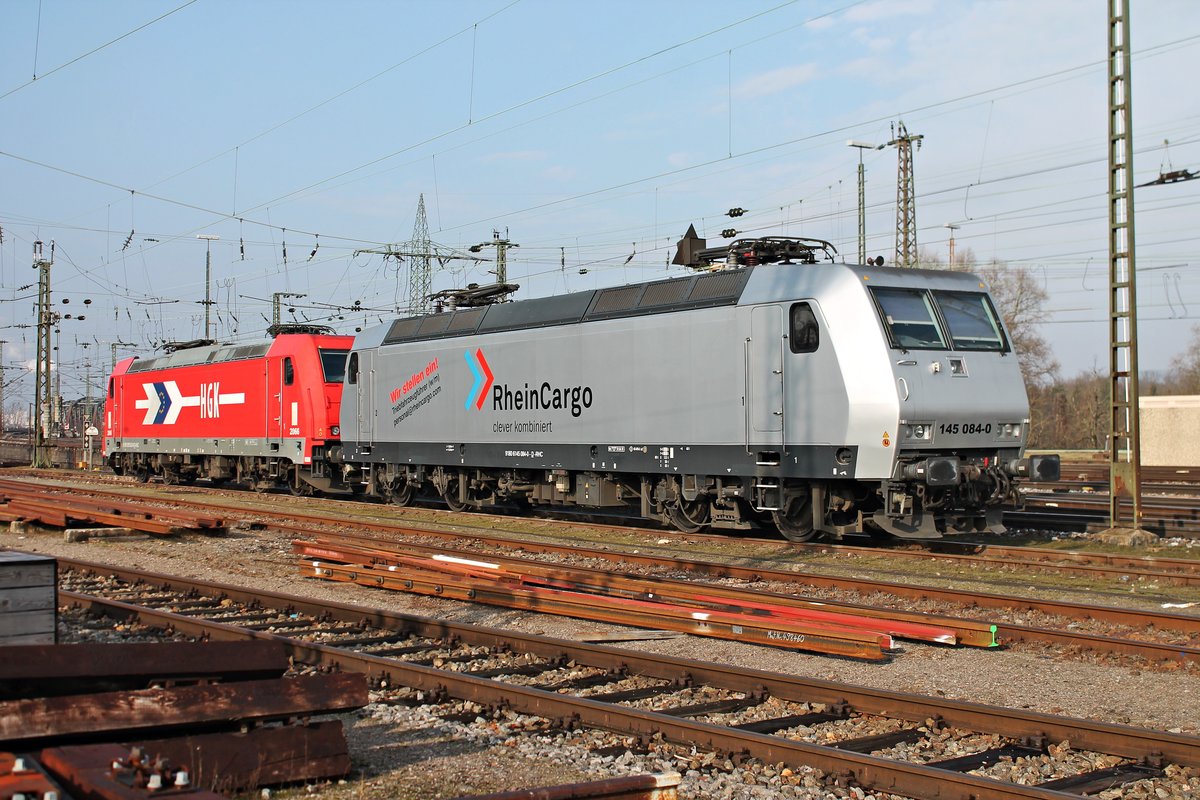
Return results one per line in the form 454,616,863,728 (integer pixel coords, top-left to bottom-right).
541,165,577,181
845,0,935,24
480,150,547,163
733,64,818,100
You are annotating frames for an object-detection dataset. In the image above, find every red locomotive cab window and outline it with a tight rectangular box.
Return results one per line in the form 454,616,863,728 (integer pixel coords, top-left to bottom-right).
108,377,114,398
283,357,295,385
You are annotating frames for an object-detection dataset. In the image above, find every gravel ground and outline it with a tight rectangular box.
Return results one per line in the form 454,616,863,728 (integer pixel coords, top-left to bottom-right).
9,478,1200,798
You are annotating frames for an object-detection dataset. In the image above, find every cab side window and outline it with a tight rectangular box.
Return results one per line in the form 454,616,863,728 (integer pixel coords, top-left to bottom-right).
789,303,819,353
347,352,359,385
283,357,295,385
108,378,114,398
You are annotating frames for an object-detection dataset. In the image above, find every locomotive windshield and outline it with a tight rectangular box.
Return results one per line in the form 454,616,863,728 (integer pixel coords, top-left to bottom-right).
871,288,946,349
933,290,1007,351
871,287,1009,353
319,349,350,383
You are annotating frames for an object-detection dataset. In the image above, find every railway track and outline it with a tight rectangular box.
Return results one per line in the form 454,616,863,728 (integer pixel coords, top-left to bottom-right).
8,474,1200,582
789,537,1200,587
6,477,1200,666
1020,492,1200,537
13,466,1200,540
58,558,1200,800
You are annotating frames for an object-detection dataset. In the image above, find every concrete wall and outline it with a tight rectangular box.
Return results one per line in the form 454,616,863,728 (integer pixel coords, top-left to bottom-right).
1140,395,1200,466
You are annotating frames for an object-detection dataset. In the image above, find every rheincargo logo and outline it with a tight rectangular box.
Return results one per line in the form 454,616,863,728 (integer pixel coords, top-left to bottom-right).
463,347,594,417
493,382,594,418
463,348,494,410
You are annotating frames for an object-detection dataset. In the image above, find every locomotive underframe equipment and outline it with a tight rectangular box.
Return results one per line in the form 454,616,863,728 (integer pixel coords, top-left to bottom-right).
108,450,353,496
872,453,1061,538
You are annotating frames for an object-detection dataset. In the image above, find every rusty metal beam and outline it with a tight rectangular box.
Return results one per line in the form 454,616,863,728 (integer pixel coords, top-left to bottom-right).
0,673,368,746
40,722,352,796
0,640,290,699
1,752,69,800
458,772,681,800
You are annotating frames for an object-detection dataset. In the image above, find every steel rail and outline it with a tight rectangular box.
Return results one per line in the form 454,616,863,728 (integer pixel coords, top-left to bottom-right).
785,540,1200,587
57,562,1200,800
1022,493,1200,536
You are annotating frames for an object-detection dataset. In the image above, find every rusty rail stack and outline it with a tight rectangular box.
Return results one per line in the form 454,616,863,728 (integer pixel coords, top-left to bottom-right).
0,479,224,536
293,534,1001,661
0,640,367,800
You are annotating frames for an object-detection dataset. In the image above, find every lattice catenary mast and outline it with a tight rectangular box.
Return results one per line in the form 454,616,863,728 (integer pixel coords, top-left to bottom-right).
884,121,923,267
1106,0,1144,531
32,241,54,468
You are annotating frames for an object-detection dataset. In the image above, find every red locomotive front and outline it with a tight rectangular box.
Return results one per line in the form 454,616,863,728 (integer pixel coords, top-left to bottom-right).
103,333,353,493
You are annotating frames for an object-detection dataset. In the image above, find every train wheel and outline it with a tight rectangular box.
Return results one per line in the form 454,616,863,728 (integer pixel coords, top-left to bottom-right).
162,471,178,486
668,498,710,533
288,467,314,497
772,492,817,543
134,466,150,483
442,478,468,512
389,480,416,507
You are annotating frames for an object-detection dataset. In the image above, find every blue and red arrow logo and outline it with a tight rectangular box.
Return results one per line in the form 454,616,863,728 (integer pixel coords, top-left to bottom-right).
464,348,493,410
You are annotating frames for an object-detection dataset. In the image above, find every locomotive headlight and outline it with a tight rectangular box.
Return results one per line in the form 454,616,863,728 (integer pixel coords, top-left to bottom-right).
331,426,340,436
902,423,931,441
999,423,1021,440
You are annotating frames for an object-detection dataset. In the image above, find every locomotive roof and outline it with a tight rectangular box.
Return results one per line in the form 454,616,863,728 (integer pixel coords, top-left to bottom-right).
361,261,993,350
125,333,351,374
374,267,753,348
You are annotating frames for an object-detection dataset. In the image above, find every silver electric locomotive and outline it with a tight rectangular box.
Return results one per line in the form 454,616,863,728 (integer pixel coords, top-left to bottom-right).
339,235,1057,540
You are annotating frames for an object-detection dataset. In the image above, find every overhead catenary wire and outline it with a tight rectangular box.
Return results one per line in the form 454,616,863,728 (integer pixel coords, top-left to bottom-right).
0,0,200,103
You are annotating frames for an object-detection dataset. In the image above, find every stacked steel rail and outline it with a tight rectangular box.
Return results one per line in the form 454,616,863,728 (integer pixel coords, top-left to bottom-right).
0,640,367,799
0,478,224,536
293,534,998,661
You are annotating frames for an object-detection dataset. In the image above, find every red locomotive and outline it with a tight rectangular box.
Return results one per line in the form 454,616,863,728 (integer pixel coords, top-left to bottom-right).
103,332,353,493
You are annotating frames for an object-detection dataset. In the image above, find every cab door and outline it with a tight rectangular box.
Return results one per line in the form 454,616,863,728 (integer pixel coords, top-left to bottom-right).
105,375,122,452
265,357,285,452
350,350,376,451
747,305,785,449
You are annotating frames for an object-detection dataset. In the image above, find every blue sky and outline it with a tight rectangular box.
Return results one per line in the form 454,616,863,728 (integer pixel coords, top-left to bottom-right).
1,0,1198,408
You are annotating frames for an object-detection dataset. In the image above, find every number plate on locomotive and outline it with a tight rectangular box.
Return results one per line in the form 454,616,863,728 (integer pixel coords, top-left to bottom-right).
938,422,992,435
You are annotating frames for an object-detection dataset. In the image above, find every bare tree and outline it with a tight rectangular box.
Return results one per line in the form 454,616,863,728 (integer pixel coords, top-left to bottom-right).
1164,324,1200,394
957,253,1060,390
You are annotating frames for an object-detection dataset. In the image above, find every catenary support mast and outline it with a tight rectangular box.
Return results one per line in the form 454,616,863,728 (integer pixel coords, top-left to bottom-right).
1106,0,1143,531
